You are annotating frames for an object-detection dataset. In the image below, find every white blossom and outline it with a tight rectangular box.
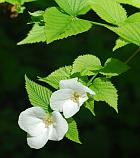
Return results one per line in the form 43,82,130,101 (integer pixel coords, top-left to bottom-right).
50,78,95,118
18,107,68,149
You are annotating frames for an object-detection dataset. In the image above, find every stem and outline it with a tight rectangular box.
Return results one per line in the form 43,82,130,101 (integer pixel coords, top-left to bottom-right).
87,73,98,86
125,47,140,64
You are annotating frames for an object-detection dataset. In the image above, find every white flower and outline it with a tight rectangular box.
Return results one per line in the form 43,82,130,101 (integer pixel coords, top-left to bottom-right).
18,107,68,149
50,78,95,118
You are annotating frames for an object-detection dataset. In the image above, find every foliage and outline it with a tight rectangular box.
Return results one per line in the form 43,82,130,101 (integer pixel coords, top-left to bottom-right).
1,0,139,151
24,54,129,143
16,0,140,51
90,77,118,112
25,75,52,112
0,0,36,13
66,118,81,144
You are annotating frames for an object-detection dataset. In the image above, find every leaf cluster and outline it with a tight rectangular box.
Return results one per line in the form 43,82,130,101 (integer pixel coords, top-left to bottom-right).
25,54,129,144
18,0,140,51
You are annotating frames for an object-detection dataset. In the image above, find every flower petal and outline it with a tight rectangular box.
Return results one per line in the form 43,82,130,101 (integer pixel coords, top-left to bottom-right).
83,85,96,95
49,111,68,141
60,78,78,89
79,95,88,106
60,78,91,96
18,107,46,136
50,89,74,112
62,99,80,118
27,128,49,149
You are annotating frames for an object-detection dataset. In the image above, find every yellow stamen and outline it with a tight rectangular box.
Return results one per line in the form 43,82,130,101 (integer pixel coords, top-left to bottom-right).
71,92,80,103
43,116,54,127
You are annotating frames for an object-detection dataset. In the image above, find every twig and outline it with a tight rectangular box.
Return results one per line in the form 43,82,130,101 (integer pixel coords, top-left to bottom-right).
125,47,140,64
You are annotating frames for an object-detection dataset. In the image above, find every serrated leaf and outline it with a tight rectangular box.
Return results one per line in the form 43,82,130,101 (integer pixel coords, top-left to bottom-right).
55,0,90,16
90,77,118,112
113,38,130,51
72,54,102,76
43,7,92,44
116,0,140,9
66,118,81,144
39,66,72,89
88,0,127,26
25,75,52,112
109,22,140,46
18,24,46,45
85,99,95,116
124,12,140,24
107,12,140,46
100,58,129,76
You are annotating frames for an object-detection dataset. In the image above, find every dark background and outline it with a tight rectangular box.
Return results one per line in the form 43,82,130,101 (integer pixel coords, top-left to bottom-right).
0,1,140,158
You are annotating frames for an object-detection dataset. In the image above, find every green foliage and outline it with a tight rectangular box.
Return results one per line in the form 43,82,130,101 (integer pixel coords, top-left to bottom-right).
29,10,44,24
90,78,118,112
100,58,130,77
111,24,140,46
66,118,81,144
0,0,5,3
17,0,140,47
18,24,46,45
0,0,16,4
39,66,72,89
43,7,92,44
108,12,140,46
116,0,140,9
25,75,52,112
2,0,36,5
0,0,36,14
85,99,95,116
55,0,90,16
88,0,127,25
124,12,140,23
16,0,140,47
113,38,130,51
72,55,102,76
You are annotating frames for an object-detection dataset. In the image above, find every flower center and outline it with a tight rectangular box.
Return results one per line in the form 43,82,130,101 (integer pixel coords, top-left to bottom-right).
71,92,80,103
43,116,54,127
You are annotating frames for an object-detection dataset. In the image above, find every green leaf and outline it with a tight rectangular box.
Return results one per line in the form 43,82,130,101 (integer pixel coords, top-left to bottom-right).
66,118,81,144
39,66,72,89
17,24,46,45
100,58,130,76
4,0,18,4
16,5,25,13
29,10,44,17
110,23,140,46
124,12,140,23
25,75,52,112
0,0,5,3
107,12,140,46
3,0,35,4
90,78,118,112
72,54,102,76
116,0,140,9
43,7,92,44
113,38,130,51
85,99,95,116
29,10,44,24
55,0,90,16
22,0,36,2
88,0,127,25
